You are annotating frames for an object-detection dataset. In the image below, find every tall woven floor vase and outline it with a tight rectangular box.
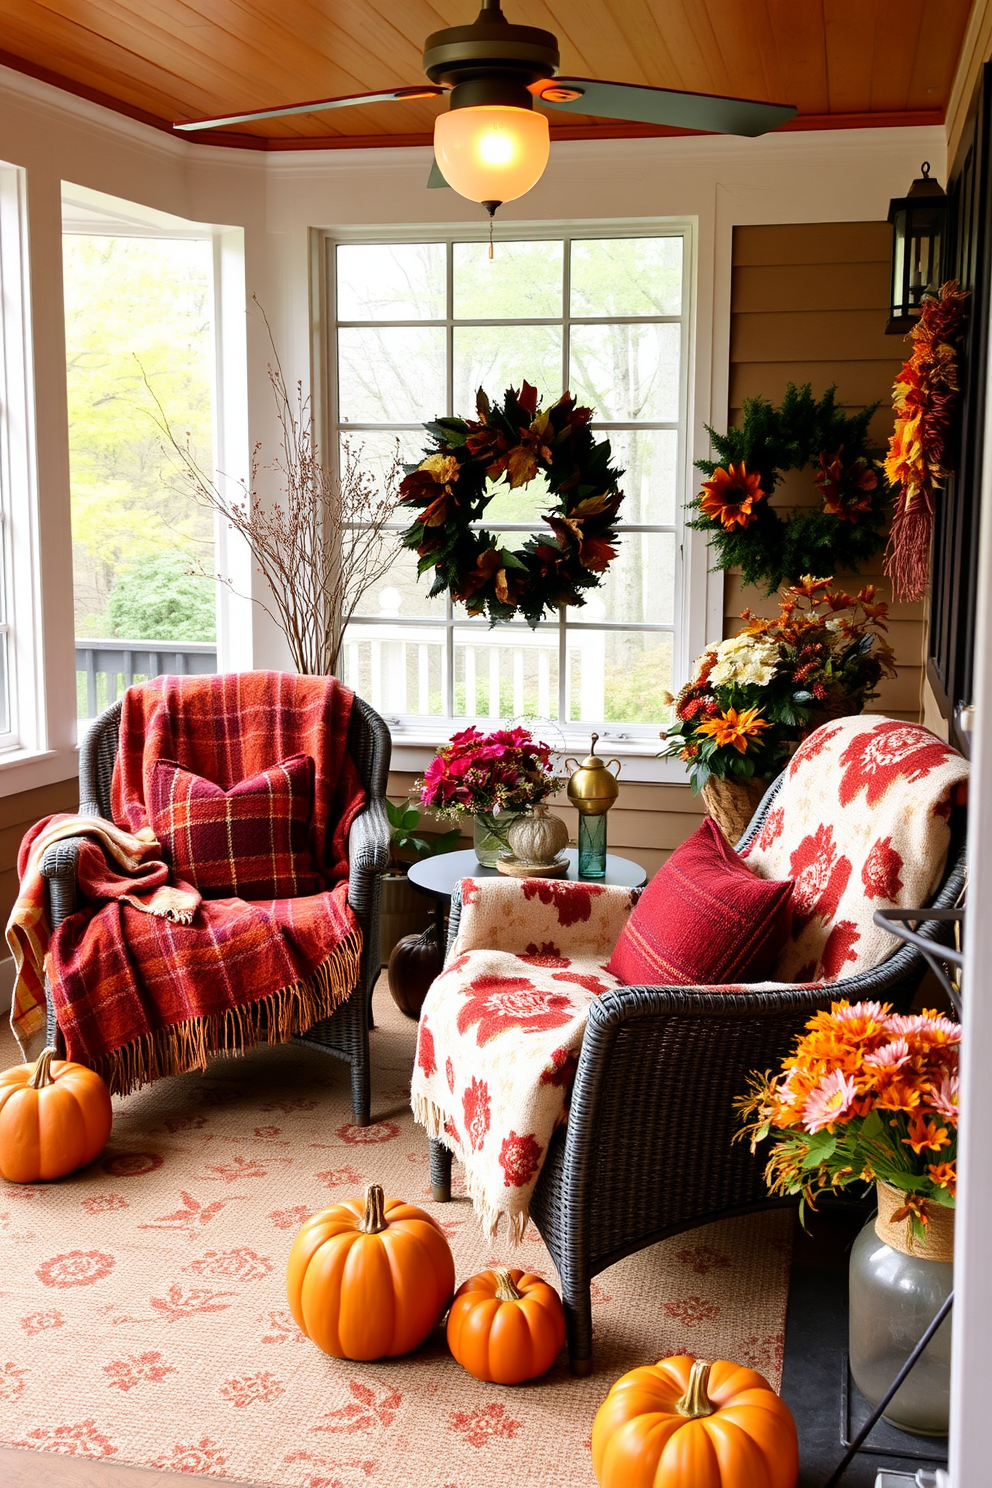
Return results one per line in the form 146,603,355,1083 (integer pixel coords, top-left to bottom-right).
700,775,770,846
849,1180,954,1436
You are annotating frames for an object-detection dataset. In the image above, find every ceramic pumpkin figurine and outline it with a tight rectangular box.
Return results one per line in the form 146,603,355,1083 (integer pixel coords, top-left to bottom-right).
287,1182,455,1359
0,1046,113,1183
447,1266,566,1383
592,1355,799,1488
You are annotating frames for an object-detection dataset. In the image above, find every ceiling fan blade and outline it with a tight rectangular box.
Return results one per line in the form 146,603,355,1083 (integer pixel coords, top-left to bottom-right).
533,77,796,137
428,159,450,189
174,85,446,133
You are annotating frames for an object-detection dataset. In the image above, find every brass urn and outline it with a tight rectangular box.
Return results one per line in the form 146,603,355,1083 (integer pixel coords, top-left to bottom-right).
565,733,621,816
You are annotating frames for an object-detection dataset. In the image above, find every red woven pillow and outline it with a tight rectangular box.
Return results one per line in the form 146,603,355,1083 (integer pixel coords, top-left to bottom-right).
608,817,793,986
149,753,322,901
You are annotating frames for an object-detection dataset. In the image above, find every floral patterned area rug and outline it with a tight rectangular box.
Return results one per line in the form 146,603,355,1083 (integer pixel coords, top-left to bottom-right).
0,979,791,1487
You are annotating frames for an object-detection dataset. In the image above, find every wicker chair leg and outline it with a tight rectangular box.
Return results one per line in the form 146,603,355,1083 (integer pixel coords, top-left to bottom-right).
429,1139,452,1202
562,1279,594,1376
350,1060,371,1128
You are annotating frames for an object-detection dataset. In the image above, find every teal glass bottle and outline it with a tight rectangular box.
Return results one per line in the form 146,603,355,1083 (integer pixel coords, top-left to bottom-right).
578,813,607,879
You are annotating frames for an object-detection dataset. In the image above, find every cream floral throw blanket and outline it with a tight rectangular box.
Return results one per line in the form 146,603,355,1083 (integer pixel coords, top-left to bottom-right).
742,714,968,982
412,878,636,1240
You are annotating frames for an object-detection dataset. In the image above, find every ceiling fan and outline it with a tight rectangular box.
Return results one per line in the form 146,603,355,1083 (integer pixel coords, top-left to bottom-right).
174,0,797,217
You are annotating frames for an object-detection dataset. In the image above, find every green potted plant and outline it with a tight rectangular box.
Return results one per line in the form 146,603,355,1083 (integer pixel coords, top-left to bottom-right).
379,799,460,968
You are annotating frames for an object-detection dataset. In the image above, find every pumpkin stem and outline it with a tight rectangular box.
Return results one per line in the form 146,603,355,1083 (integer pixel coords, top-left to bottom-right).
676,1359,716,1420
28,1047,57,1090
360,1183,388,1234
493,1267,523,1301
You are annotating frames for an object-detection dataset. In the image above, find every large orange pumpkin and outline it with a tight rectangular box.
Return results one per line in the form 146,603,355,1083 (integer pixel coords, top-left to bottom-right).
287,1183,455,1359
447,1266,566,1383
592,1355,799,1488
0,1046,113,1183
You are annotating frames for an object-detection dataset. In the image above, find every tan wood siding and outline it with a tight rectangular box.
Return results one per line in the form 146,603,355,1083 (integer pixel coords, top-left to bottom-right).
726,221,924,723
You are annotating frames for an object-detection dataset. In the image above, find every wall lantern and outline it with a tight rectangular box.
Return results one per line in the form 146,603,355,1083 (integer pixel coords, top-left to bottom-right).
886,161,948,334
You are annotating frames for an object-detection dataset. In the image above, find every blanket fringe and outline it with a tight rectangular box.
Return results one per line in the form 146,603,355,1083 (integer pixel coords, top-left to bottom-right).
94,929,363,1096
411,1090,529,1245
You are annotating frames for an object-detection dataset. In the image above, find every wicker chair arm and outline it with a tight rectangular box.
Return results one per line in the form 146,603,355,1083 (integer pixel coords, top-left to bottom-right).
38,803,107,930
347,800,391,911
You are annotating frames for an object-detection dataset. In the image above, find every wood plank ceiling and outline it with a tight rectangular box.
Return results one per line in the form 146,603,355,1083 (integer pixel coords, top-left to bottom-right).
0,0,974,150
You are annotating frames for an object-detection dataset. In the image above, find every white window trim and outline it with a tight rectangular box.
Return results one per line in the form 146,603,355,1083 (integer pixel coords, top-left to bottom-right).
0,161,45,763
316,217,715,781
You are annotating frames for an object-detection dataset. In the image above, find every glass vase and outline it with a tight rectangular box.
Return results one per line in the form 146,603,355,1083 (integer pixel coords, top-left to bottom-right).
848,1181,954,1436
473,810,520,868
578,813,608,879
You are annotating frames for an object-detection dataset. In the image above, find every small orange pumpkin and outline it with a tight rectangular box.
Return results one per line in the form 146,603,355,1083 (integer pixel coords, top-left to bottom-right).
592,1355,799,1488
447,1266,566,1383
287,1182,455,1360
0,1046,113,1183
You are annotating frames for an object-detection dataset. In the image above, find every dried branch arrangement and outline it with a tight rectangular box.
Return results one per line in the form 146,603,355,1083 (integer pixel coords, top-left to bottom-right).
152,307,401,676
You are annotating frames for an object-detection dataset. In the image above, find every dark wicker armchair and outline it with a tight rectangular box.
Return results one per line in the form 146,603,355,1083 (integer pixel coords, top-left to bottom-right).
428,773,968,1374
40,692,392,1126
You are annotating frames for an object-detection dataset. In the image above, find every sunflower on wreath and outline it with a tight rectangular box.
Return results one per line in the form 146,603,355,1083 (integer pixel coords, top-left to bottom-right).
689,383,892,593
397,382,625,627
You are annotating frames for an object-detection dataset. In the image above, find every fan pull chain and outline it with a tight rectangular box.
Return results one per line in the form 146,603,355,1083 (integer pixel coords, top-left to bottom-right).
489,217,494,260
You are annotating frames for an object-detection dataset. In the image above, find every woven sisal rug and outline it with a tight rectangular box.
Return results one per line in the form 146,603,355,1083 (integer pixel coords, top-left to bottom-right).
0,978,791,1487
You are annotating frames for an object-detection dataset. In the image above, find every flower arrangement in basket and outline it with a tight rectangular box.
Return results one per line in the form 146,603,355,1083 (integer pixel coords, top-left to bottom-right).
660,576,896,841
737,1001,959,1240
419,726,561,852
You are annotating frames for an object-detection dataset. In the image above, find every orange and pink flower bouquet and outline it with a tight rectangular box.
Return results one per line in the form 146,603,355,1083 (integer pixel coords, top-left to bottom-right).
738,1000,959,1236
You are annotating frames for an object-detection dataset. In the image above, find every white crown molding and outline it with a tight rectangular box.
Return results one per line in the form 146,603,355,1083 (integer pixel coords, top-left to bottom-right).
0,60,252,170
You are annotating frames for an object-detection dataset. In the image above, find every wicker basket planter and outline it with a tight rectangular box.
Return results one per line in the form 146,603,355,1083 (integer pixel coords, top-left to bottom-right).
701,775,771,846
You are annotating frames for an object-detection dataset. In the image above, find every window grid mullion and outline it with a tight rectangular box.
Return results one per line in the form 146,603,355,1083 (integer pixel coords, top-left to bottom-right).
445,239,455,720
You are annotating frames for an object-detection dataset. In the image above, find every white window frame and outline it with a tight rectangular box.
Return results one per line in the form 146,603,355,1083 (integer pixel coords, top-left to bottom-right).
0,161,43,759
321,219,701,764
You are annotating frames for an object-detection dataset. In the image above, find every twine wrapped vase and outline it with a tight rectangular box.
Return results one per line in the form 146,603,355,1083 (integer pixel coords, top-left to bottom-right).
700,775,770,847
848,1180,954,1436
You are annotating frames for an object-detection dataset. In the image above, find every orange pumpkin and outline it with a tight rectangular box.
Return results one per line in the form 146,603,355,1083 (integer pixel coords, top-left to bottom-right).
447,1266,566,1383
592,1355,799,1488
286,1182,455,1359
0,1046,113,1183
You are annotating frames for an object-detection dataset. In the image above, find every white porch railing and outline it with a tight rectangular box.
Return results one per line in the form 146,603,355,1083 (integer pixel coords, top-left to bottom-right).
341,589,606,722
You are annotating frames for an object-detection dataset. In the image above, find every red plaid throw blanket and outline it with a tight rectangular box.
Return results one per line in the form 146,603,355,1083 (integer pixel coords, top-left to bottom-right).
10,672,365,1093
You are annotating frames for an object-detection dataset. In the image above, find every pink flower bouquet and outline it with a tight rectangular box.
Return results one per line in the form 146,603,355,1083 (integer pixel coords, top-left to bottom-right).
419,726,561,849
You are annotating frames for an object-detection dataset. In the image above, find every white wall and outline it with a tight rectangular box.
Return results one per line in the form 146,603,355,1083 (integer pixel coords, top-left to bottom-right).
0,59,944,793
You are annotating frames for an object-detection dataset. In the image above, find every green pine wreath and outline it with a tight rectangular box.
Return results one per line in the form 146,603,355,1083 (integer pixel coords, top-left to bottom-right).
690,383,891,592
397,382,624,627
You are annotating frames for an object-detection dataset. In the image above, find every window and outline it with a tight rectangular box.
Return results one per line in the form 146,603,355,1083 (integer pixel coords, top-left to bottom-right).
61,209,218,722
330,230,690,739
0,161,40,754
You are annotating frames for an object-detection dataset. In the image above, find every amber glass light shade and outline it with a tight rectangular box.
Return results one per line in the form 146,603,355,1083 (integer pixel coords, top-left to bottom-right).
433,106,550,207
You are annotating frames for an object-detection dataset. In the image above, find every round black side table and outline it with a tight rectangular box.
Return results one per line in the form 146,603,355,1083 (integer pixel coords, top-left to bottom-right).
406,847,647,948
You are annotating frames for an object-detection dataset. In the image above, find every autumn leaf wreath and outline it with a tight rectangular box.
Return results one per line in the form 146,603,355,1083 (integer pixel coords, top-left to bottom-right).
397,382,625,627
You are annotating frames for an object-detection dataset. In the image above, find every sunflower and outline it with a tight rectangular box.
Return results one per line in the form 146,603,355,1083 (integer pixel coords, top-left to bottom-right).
695,704,770,753
698,462,766,530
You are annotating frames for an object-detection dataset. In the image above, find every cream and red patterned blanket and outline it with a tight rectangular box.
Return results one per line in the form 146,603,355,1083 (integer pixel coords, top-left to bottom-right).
412,716,967,1241
412,878,636,1240
743,714,968,982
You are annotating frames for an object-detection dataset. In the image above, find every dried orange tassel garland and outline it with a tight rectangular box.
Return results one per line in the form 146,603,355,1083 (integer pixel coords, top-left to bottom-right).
884,280,969,602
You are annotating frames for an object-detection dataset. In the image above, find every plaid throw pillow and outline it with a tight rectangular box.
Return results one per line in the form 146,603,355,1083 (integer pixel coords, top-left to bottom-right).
608,817,792,987
149,753,322,901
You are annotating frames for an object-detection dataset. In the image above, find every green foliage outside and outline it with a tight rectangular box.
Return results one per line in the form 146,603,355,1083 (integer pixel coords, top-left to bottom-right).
106,552,216,642
63,234,215,641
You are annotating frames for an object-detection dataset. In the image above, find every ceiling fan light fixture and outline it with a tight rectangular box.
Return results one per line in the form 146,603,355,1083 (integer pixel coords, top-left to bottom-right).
433,105,550,208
